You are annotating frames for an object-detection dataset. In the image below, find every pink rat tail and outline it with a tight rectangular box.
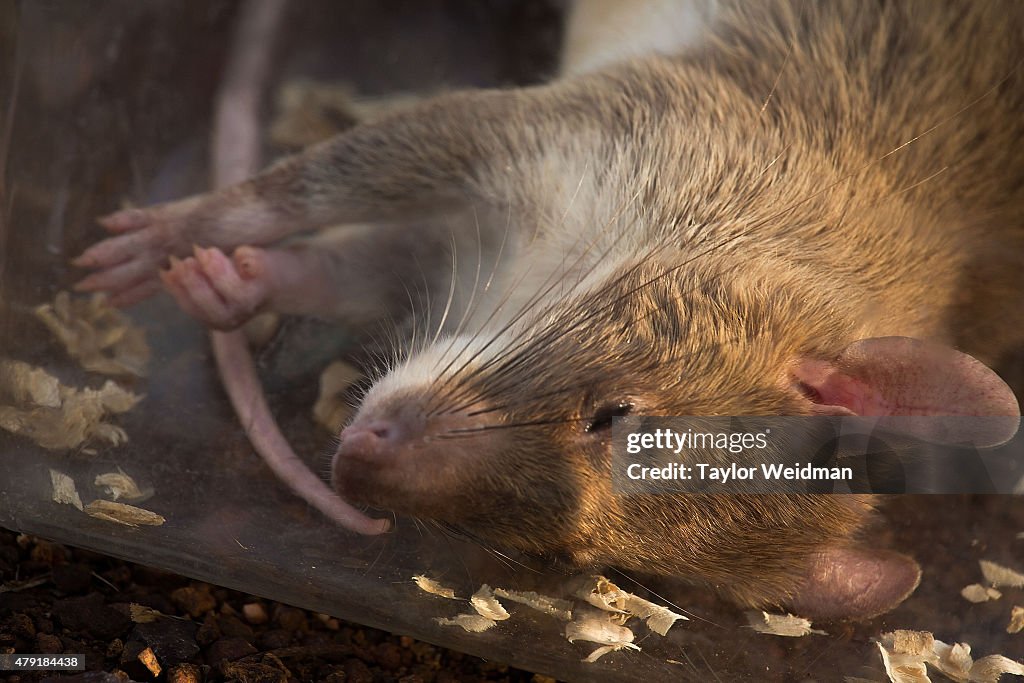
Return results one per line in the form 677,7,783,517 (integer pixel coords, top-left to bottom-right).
209,0,389,535
211,331,391,534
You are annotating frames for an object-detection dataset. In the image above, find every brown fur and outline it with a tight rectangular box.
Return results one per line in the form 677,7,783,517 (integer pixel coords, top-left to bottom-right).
77,1,1024,616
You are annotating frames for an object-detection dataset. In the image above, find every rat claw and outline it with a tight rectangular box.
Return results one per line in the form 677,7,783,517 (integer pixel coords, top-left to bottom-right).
72,275,95,292
191,245,209,270
98,208,149,233
72,274,108,292
232,245,265,279
71,252,94,268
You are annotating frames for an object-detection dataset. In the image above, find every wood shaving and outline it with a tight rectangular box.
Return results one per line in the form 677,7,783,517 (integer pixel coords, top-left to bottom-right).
434,614,496,633
493,588,572,621
271,80,359,146
49,468,83,511
877,640,930,683
412,575,457,599
1008,606,1024,634
313,361,362,433
565,612,639,663
35,291,150,377
890,630,935,655
877,629,1024,682
0,365,142,450
606,611,630,626
582,644,638,663
746,611,826,637
932,641,974,676
980,560,1024,589
0,359,60,407
470,585,509,621
245,603,270,625
961,583,1003,603
565,614,636,647
968,656,1024,681
94,469,149,502
578,576,628,613
0,576,51,594
577,576,687,635
84,500,165,528
622,592,688,635
241,312,280,349
129,604,163,623
137,647,161,677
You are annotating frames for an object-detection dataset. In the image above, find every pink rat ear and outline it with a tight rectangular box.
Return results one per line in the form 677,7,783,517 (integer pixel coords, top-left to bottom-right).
786,546,921,620
791,337,1021,447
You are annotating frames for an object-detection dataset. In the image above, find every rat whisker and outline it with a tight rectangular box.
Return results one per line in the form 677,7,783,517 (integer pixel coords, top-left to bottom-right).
437,414,603,437
453,386,585,418
433,204,665,413
607,567,723,628
427,186,645,415
695,646,725,683
431,228,460,346
443,239,679,398
407,250,435,358
757,19,797,118
433,522,542,574
436,204,485,364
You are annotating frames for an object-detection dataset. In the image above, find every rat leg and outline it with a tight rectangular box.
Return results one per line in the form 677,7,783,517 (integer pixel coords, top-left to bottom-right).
73,80,620,306
161,219,476,330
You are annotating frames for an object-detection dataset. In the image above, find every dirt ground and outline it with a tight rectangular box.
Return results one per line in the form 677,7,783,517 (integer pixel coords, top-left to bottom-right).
0,529,553,683
3,494,1024,682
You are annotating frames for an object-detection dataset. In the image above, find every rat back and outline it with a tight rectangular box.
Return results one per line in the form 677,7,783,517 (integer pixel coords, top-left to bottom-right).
555,0,1024,367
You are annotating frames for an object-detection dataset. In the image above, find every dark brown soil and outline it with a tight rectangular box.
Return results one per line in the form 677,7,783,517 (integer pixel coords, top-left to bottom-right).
0,529,558,683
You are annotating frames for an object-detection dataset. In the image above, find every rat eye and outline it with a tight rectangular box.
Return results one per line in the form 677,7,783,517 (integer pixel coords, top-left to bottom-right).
585,402,634,433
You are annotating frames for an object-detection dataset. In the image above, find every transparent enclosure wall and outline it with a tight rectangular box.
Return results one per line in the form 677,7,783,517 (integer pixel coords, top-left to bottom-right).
1,2,1023,681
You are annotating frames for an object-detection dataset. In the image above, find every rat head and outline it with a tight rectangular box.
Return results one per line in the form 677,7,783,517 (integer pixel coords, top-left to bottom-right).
332,246,1019,556
332,250,915,553
334,241,1020,548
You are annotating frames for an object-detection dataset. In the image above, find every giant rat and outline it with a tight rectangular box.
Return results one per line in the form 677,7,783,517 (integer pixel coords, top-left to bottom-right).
73,0,1024,619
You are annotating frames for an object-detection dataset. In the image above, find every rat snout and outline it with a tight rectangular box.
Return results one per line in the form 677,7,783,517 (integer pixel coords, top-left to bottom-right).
335,411,425,466
331,390,499,514
330,407,427,506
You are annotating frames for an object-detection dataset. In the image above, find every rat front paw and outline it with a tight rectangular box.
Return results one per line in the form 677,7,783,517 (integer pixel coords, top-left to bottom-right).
159,245,273,330
73,196,207,307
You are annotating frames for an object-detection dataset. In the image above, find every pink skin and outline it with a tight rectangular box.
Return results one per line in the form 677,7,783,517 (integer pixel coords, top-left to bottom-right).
160,245,272,330
73,211,392,535
209,329,391,536
68,0,392,537
789,546,922,620
794,337,1021,447
74,205,352,324
73,199,211,307
162,246,391,533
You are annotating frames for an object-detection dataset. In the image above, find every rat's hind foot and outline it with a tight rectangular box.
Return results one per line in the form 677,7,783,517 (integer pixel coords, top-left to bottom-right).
160,245,274,330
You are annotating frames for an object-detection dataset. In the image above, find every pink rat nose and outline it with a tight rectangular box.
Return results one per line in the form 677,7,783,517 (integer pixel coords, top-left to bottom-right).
336,418,417,465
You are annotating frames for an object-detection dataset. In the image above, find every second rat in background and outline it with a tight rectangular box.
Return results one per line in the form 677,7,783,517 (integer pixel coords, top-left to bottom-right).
74,0,1024,619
